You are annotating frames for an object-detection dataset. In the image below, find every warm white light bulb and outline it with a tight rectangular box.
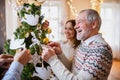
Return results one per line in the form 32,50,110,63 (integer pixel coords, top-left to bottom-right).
37,0,45,2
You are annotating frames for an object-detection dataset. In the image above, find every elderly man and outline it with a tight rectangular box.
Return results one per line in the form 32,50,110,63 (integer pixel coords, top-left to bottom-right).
42,9,113,80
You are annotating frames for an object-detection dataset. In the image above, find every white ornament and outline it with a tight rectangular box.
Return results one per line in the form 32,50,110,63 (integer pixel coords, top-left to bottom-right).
30,52,51,79
30,32,40,48
10,39,25,49
33,66,51,80
31,32,40,44
29,53,41,66
21,14,39,26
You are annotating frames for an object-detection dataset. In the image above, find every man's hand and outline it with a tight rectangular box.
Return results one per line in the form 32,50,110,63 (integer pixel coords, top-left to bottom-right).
0,54,13,69
14,49,32,65
42,46,56,62
48,42,62,55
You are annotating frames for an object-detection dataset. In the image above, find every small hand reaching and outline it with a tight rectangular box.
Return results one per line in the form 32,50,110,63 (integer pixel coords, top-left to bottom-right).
42,46,56,62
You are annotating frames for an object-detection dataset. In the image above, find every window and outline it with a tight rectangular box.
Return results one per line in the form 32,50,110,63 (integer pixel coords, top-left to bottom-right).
42,0,63,41
100,2,120,59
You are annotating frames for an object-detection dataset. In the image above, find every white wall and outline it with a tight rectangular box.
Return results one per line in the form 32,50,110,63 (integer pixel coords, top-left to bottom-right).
5,0,18,39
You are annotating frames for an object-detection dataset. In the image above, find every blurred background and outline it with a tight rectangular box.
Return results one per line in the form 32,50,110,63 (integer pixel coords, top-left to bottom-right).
0,0,120,80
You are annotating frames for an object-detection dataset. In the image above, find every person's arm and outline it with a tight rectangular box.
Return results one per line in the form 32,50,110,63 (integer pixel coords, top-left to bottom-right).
49,41,73,70
2,61,23,80
58,52,72,70
42,45,112,80
42,46,83,80
2,49,31,80
48,41,70,65
48,55,82,80
0,54,13,69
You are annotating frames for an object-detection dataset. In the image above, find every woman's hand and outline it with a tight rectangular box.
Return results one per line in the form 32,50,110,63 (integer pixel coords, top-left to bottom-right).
42,46,56,62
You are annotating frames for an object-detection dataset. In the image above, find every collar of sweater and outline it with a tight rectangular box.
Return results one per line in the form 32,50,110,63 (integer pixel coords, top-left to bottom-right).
81,33,102,46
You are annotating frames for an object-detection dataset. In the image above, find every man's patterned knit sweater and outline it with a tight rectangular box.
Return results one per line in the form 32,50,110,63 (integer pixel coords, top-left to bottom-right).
48,34,112,80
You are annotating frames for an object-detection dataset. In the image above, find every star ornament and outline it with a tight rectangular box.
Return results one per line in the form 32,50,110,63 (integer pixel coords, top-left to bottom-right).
29,52,41,66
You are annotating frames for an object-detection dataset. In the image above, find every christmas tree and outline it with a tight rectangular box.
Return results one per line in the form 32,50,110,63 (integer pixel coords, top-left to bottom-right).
4,0,52,80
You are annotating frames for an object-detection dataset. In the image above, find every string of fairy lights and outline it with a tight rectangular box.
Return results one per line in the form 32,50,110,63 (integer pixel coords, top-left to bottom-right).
90,0,103,13
67,0,78,17
8,0,103,17
67,0,103,16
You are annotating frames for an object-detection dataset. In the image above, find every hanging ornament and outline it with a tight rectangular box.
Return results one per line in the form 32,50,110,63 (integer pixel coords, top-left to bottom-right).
33,66,51,80
21,14,39,26
29,53,41,66
10,39,25,49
